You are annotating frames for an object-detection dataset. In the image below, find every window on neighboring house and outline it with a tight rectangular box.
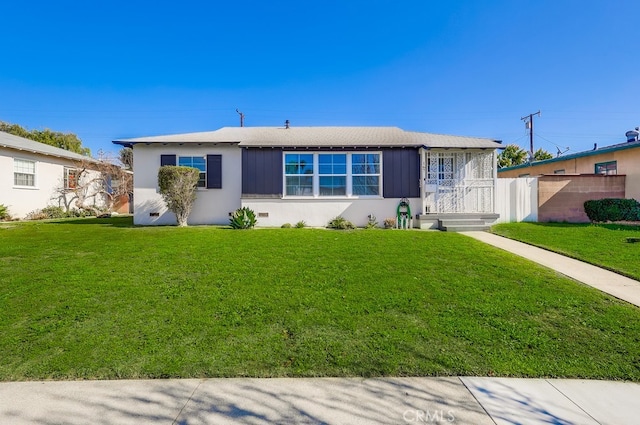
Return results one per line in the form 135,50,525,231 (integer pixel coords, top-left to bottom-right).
595,161,617,175
64,167,78,189
178,156,206,187
14,159,36,187
554,169,565,174
284,152,381,197
518,173,530,177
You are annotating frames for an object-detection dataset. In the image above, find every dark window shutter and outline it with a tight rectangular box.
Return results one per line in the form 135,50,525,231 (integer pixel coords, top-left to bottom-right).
160,154,176,166
207,154,222,189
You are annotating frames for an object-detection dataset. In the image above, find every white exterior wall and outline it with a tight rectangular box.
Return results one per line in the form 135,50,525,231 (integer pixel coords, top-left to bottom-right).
242,197,421,228
132,144,242,225
0,147,102,219
495,177,538,223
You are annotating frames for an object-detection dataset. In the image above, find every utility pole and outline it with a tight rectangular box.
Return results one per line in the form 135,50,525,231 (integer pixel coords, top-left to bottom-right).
521,110,541,160
236,109,245,127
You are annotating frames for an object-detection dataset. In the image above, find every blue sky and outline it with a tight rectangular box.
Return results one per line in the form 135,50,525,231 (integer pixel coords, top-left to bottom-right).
1,0,639,157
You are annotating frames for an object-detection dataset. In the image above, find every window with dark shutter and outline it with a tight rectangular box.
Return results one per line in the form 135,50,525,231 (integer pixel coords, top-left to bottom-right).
160,154,176,166
207,154,222,189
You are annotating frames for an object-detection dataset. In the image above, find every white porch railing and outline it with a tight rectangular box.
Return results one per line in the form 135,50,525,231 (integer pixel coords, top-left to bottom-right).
422,151,495,214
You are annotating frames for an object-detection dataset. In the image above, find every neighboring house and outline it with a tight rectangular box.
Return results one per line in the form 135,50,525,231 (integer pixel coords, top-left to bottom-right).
498,133,640,200
497,131,640,222
0,131,127,218
113,126,502,229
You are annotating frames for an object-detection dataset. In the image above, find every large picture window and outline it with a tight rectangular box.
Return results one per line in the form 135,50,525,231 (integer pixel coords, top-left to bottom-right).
14,159,36,187
178,156,206,187
284,152,381,197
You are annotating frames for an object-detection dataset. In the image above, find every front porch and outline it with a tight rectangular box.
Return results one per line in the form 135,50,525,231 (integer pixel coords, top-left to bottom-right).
418,149,498,231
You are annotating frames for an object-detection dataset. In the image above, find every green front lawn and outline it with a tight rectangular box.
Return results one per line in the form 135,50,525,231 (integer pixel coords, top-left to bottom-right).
1,217,639,381
492,222,640,280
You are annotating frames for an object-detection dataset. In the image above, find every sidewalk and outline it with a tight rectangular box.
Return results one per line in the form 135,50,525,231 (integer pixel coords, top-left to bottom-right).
1,377,640,424
461,231,640,308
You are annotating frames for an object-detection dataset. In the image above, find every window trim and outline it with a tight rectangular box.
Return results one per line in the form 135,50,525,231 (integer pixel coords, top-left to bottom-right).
13,158,37,188
283,151,382,199
595,160,617,175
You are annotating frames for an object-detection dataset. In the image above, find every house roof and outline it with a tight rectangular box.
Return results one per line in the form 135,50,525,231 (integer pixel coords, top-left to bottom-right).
0,131,93,162
112,126,502,149
498,139,640,172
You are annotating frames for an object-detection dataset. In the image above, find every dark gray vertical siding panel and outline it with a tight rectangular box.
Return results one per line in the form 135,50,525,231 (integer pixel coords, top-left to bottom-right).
383,148,420,198
242,148,283,196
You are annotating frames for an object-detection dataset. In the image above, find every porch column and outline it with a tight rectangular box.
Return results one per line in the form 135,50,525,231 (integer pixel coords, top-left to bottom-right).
419,148,426,216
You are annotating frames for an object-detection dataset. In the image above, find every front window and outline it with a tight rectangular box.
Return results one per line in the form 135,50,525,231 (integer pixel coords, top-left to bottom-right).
595,161,616,175
351,154,380,196
178,156,206,187
284,152,381,197
285,154,313,196
14,159,36,187
319,154,346,196
64,168,78,189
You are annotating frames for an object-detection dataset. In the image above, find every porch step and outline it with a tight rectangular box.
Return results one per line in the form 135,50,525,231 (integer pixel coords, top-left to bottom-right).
440,223,491,232
418,213,499,232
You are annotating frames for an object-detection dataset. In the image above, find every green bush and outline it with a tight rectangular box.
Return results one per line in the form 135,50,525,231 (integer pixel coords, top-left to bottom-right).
41,206,67,219
0,204,10,221
281,223,292,228
157,166,200,227
584,198,640,222
230,207,257,229
295,220,306,228
327,216,356,230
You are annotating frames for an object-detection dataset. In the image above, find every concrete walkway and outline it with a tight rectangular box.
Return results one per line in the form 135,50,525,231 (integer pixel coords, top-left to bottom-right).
2,377,640,424
462,231,640,308
2,232,640,424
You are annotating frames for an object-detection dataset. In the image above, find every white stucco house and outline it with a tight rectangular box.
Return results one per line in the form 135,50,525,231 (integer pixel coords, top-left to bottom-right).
0,131,124,219
113,126,502,230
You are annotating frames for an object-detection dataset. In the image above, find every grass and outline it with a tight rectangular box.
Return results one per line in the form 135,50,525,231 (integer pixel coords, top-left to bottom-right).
1,216,640,381
492,222,640,281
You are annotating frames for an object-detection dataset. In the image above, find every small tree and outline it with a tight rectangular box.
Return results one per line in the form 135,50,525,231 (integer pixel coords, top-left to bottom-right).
52,151,133,215
158,166,199,227
533,148,553,161
497,144,528,168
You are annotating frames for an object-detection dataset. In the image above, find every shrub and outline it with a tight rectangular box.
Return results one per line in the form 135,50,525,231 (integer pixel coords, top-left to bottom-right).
327,216,355,230
25,209,50,221
157,166,200,226
40,206,66,219
295,220,306,228
230,207,257,229
383,217,396,229
584,198,640,222
281,223,292,228
0,204,10,221
365,214,378,229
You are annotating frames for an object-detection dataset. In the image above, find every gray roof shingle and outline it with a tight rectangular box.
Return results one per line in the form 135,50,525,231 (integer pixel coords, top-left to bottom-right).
113,126,502,149
0,131,93,161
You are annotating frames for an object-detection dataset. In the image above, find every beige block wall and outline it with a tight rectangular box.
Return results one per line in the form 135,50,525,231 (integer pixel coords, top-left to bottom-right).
498,146,640,201
537,175,626,222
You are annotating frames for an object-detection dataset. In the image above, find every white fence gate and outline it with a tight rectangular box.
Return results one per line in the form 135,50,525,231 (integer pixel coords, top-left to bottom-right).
495,177,538,223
